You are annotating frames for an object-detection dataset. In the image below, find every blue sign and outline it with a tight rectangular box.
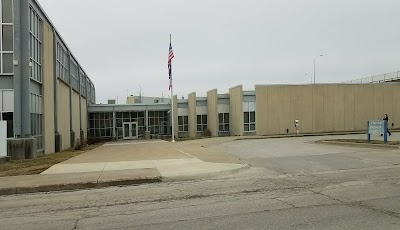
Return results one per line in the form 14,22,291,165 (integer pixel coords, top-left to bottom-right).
367,120,388,143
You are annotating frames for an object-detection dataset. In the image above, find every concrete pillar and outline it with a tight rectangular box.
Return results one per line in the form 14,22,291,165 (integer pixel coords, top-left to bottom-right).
19,0,31,137
188,92,197,138
173,95,178,139
229,85,244,136
207,89,218,136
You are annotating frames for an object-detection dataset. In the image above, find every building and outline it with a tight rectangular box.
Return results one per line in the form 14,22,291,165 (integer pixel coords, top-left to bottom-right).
3,0,400,158
1,0,95,158
88,83,400,141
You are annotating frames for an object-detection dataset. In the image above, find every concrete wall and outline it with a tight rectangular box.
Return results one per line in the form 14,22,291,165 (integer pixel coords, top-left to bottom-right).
188,92,197,138
229,85,243,136
81,97,87,140
42,21,55,154
255,83,400,135
71,91,80,145
207,89,218,136
57,81,70,150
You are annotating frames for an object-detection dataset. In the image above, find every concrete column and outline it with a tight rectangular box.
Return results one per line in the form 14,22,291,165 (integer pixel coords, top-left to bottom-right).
19,0,31,137
145,109,150,139
207,89,218,136
229,85,243,136
145,109,149,131
188,92,197,138
13,0,22,137
173,95,178,139
112,110,116,139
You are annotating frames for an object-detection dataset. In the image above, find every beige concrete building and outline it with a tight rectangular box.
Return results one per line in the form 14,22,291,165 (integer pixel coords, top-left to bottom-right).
88,82,400,142
3,0,95,159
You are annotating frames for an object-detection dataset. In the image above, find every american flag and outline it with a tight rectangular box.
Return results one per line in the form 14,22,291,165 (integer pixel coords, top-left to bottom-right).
168,40,174,90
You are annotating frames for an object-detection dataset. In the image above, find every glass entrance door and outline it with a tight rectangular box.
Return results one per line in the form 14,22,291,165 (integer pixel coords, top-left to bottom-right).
122,122,138,139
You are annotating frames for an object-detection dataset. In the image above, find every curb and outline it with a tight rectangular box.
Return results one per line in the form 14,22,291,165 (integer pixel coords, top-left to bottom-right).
233,130,400,141
315,140,400,149
0,164,250,196
0,177,162,196
162,164,250,182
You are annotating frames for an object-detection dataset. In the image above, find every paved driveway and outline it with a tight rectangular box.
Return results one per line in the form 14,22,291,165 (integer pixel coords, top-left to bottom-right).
212,134,400,175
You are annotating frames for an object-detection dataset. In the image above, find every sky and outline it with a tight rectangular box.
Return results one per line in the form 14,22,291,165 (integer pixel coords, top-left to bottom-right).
38,0,400,104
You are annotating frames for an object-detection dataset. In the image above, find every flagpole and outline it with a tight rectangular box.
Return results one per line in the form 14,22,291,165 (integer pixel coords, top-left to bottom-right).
170,34,175,142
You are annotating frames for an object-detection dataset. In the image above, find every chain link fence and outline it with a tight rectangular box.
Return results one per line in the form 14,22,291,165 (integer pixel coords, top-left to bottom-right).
345,71,400,83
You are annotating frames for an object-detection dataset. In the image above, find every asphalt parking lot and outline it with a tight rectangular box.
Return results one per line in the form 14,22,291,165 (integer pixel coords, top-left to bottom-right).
212,134,400,175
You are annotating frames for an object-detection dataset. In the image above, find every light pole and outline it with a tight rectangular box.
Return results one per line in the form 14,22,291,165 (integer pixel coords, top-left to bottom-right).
305,74,312,84
313,54,323,84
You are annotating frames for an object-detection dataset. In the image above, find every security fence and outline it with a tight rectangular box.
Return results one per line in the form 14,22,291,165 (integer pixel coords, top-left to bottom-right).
345,71,400,83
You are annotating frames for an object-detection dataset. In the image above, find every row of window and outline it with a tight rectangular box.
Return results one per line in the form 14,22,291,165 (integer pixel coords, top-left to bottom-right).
29,7,42,82
56,40,95,102
89,111,256,138
30,93,43,151
0,0,14,74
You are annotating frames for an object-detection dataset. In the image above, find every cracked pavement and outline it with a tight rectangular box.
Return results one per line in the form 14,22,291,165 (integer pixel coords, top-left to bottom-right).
1,135,400,229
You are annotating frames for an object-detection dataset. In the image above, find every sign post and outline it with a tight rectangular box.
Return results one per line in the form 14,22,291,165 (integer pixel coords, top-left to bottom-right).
0,121,6,157
367,120,387,144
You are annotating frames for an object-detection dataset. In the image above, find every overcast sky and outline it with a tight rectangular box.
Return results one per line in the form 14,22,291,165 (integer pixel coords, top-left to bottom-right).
38,0,400,103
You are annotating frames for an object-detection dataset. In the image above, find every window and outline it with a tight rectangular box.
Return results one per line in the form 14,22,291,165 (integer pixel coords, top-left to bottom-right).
89,112,114,138
178,116,188,132
0,0,14,74
0,89,14,137
29,7,42,82
56,41,69,83
30,93,43,151
244,111,256,132
86,78,90,98
218,113,229,131
90,84,95,103
197,114,207,132
70,59,79,91
148,111,168,134
80,69,86,96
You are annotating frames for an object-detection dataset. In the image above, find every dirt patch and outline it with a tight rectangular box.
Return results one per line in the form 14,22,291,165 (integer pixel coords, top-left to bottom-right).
322,139,400,146
0,143,103,177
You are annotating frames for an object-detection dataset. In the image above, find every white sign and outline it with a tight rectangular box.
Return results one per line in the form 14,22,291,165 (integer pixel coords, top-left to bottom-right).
0,121,6,157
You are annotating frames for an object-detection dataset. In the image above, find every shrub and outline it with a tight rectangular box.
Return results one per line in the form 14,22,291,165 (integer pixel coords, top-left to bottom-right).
203,128,212,137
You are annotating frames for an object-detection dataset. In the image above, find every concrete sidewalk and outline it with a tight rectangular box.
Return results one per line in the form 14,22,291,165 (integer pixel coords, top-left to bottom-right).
0,139,248,196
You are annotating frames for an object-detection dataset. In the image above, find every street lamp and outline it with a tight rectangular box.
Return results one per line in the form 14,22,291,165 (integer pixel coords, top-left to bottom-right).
305,74,312,84
313,54,323,84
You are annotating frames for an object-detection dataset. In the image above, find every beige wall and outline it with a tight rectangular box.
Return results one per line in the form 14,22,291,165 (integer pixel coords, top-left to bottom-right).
173,95,178,139
255,83,400,135
81,97,87,140
207,89,218,136
188,92,197,138
229,85,243,136
57,81,70,150
72,91,80,145
42,22,55,154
